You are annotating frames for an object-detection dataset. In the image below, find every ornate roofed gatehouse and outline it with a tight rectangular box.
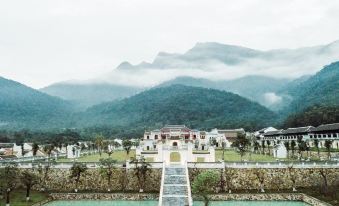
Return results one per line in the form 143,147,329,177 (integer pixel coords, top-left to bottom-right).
136,125,219,164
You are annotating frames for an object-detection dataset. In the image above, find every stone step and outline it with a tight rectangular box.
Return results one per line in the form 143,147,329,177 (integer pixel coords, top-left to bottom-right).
164,175,187,184
162,196,189,206
163,185,188,195
165,168,186,175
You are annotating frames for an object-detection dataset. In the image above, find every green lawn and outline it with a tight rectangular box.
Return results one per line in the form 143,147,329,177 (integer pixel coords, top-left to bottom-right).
0,190,48,206
57,150,136,163
215,149,279,162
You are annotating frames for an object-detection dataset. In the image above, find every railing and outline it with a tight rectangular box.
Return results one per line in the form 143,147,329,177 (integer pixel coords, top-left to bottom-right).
158,162,166,206
0,161,164,169
162,145,188,150
187,161,339,168
185,161,193,206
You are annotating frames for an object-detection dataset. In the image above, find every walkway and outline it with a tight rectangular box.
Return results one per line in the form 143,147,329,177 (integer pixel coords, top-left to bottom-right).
159,164,193,206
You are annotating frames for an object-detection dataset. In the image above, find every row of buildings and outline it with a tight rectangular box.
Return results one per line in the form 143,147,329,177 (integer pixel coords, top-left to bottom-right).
2,123,338,163
137,123,339,163
256,123,339,148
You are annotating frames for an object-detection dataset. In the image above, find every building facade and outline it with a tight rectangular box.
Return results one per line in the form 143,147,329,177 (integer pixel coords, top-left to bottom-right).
136,125,216,165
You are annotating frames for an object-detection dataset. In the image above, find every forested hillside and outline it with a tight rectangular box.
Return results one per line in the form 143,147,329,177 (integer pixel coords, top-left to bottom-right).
283,105,339,128
0,77,73,129
78,85,277,133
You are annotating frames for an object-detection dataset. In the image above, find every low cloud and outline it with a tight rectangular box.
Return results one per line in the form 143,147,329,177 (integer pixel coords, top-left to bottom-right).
263,92,283,106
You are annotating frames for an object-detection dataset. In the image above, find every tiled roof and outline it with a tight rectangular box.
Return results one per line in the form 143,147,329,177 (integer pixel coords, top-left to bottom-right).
282,126,314,134
311,123,339,132
217,128,245,134
264,130,283,136
161,125,191,132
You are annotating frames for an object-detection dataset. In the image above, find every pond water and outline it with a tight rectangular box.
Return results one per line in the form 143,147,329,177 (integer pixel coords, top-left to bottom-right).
45,200,309,206
194,201,310,205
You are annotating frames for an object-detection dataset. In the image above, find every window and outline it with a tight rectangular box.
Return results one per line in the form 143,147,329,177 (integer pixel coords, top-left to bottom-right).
327,134,331,138
153,145,157,149
333,134,338,137
318,135,321,138
310,135,313,138
155,135,158,139
185,135,189,140
193,135,196,139
147,136,149,139
323,134,326,138
147,146,149,150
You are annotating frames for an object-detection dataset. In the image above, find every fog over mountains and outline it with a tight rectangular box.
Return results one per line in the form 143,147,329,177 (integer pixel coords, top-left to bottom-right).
1,60,339,132
42,40,339,110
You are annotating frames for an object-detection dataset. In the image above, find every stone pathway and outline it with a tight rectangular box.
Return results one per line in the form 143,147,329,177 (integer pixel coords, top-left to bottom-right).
159,164,192,206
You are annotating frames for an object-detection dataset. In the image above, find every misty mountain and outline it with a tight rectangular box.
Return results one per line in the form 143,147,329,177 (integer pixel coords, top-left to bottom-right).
96,40,339,88
41,82,143,110
77,85,277,131
43,40,339,109
43,75,290,110
282,61,339,114
158,75,290,110
0,77,72,129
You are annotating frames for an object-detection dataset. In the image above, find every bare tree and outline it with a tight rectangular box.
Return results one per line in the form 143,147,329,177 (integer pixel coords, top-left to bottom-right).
287,166,297,192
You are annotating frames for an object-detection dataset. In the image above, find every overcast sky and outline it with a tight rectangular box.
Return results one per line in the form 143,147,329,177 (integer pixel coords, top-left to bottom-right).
1,0,339,89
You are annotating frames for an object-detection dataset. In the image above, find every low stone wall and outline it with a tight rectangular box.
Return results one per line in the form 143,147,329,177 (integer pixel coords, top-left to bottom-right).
45,193,328,206
27,168,162,193
23,167,338,192
49,193,158,201
189,168,339,190
194,193,331,206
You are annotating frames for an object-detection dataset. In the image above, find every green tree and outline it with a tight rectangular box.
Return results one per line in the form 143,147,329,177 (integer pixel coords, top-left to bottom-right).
99,158,117,192
43,144,54,159
261,141,265,155
69,163,87,192
20,170,39,201
14,132,25,156
297,140,307,160
231,133,250,161
324,140,333,160
291,140,296,158
32,143,39,157
95,134,104,157
0,163,19,206
131,156,151,192
253,141,260,154
266,140,271,155
313,139,320,159
284,142,290,158
192,170,220,206
122,140,133,160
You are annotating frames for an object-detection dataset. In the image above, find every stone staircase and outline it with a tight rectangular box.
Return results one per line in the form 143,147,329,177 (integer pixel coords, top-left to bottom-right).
159,164,192,206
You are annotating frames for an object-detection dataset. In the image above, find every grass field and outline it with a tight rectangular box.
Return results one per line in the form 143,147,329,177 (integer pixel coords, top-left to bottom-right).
57,150,136,163
215,149,278,162
0,190,48,206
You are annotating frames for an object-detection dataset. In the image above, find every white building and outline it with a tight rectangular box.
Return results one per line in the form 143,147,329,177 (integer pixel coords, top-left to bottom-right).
136,125,215,165
67,145,81,159
208,128,246,148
